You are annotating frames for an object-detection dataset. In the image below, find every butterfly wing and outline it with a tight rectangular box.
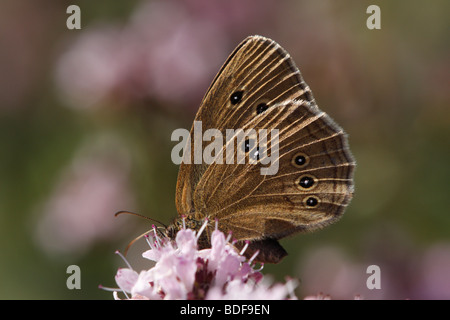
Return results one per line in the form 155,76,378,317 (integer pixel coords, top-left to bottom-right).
197,100,354,234
176,35,315,215
175,36,355,263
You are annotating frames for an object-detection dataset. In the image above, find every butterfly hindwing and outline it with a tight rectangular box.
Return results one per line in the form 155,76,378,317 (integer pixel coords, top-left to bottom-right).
195,100,354,241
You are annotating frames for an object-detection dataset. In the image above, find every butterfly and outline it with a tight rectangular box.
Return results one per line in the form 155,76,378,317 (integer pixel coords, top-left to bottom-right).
166,35,354,263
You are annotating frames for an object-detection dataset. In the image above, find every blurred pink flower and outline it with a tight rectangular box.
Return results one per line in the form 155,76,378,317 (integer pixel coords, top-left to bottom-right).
104,222,298,300
303,293,331,300
416,243,450,299
54,0,276,110
34,135,136,256
298,246,368,299
298,240,450,300
55,26,134,110
54,0,226,110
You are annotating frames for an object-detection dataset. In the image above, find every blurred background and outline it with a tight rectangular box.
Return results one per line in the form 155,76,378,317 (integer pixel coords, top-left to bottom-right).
0,0,449,299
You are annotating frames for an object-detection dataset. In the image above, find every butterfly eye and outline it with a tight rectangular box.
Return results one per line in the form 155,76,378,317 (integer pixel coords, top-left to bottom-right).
305,196,319,207
256,102,269,114
296,175,317,190
292,153,309,168
230,91,244,104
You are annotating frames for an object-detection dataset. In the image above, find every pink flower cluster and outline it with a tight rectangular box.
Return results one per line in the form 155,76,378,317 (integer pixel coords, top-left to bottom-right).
105,221,298,300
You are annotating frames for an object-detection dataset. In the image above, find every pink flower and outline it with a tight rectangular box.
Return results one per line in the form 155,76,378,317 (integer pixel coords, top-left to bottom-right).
34,135,135,256
416,243,450,299
103,221,298,300
303,293,331,300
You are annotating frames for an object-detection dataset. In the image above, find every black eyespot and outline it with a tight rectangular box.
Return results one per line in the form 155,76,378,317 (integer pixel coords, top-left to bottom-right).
256,103,268,114
230,91,243,104
299,176,314,189
292,152,309,168
306,197,318,207
295,155,306,166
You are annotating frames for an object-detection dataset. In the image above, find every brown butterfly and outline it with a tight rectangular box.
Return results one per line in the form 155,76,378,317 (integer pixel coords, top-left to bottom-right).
153,35,354,264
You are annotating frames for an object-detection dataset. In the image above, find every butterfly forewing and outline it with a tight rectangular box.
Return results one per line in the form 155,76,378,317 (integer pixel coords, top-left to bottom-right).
176,36,314,214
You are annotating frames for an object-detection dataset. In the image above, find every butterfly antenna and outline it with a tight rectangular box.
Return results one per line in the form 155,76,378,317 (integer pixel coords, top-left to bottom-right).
122,229,152,256
114,210,168,229
115,210,169,256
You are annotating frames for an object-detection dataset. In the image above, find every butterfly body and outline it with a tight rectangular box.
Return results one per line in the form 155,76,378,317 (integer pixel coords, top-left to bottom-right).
169,36,355,263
